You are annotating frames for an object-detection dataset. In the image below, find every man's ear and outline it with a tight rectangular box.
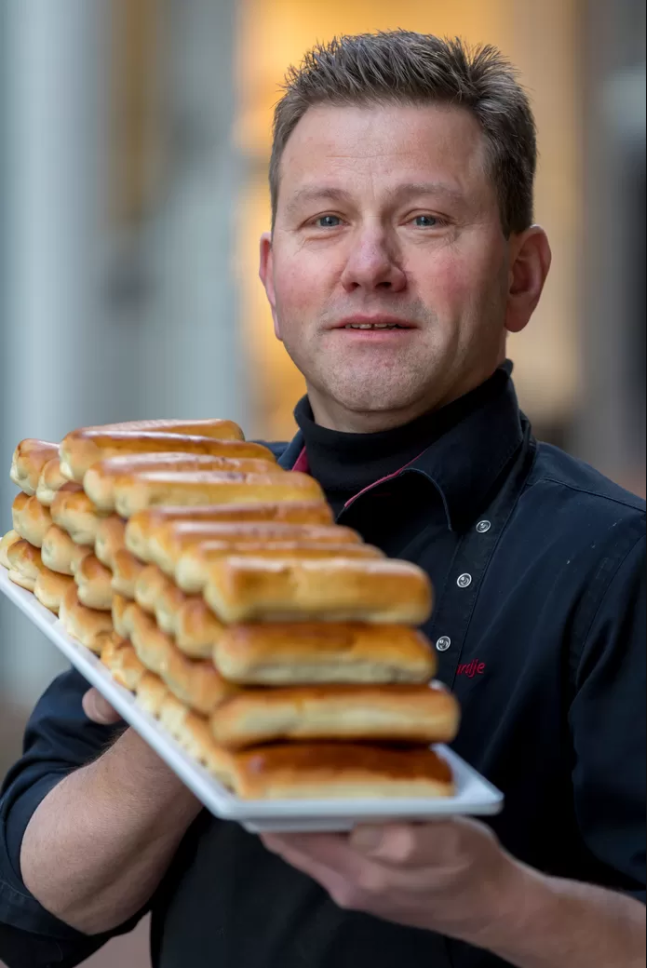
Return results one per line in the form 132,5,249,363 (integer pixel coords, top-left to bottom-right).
505,226,552,335
259,232,282,341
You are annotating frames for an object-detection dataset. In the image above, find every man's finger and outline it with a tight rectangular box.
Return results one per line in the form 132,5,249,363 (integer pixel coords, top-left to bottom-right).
82,688,122,725
351,818,489,867
351,822,445,866
263,833,364,879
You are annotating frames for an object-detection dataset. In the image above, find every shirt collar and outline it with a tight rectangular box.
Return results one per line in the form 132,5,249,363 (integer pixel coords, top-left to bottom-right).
400,375,525,531
279,366,525,533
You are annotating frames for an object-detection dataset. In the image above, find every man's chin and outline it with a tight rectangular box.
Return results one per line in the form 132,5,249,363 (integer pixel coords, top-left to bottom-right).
302,355,444,423
324,384,427,418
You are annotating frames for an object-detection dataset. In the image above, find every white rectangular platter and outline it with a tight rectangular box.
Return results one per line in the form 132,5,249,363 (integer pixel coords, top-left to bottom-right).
1,566,504,832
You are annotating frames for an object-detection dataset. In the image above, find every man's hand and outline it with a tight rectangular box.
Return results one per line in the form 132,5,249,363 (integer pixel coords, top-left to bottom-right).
262,820,647,968
263,819,517,944
82,687,123,725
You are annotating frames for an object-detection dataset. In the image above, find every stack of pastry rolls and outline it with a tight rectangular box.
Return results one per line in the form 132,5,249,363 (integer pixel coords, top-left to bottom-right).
3,420,274,644
3,440,74,609
3,418,461,802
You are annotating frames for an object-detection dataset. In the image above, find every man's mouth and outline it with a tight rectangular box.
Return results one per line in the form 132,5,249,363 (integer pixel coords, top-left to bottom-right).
335,316,415,331
343,323,409,331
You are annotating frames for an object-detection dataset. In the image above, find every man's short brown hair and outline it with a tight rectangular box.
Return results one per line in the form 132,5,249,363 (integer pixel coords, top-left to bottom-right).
270,31,537,237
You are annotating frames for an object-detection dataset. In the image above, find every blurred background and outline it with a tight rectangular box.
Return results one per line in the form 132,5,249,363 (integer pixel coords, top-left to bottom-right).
0,1,644,964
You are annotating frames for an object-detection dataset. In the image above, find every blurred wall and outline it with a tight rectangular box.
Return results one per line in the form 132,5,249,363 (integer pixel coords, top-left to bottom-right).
1,5,240,965
0,0,243,710
576,0,646,495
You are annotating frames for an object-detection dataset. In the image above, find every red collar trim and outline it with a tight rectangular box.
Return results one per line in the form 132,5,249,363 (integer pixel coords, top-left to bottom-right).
292,446,310,474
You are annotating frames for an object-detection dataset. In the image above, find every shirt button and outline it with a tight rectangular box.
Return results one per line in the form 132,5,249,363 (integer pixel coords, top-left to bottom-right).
476,520,492,534
436,636,452,653
457,573,473,589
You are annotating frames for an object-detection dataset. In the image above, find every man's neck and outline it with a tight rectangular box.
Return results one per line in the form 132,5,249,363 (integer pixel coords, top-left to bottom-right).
293,363,515,518
307,365,503,434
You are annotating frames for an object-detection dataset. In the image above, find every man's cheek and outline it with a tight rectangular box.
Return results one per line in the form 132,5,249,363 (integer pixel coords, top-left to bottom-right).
417,258,468,317
277,261,334,319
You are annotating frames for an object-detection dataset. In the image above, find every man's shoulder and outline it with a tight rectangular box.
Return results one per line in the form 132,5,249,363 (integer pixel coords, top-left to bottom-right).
256,440,291,462
513,441,645,574
527,441,646,518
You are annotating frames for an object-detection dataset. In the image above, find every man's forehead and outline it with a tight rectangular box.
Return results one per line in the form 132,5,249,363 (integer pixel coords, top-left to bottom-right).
279,103,489,207
285,101,485,151
283,104,485,174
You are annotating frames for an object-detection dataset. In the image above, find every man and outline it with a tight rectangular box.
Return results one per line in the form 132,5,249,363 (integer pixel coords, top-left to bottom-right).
0,31,645,968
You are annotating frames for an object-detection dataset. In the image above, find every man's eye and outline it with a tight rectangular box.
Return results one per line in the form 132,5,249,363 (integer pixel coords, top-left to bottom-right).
412,215,441,228
316,215,342,228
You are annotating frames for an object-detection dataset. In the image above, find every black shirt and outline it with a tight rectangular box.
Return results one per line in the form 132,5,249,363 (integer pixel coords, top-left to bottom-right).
1,370,645,968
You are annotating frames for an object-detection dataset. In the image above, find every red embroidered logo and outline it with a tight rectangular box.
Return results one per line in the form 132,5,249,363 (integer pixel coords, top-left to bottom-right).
456,659,487,679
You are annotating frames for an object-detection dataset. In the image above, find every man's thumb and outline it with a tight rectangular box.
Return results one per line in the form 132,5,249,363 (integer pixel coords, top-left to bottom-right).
82,688,122,725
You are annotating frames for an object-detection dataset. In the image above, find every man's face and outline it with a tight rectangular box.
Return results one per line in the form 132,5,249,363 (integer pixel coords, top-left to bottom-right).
261,103,515,429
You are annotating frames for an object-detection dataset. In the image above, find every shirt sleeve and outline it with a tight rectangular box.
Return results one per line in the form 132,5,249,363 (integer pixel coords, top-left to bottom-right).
0,668,140,968
570,528,647,902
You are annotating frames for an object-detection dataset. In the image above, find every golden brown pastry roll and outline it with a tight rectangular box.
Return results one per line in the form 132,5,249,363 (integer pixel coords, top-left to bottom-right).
112,593,136,638
113,470,324,519
134,563,172,614
60,430,270,484
34,569,75,615
134,565,188,636
101,637,146,692
156,584,193,637
128,603,177,675
100,634,124,671
85,453,279,512
128,603,233,714
7,539,45,591
175,540,382,594
111,549,146,599
125,502,335,562
158,693,190,740
0,531,22,570
41,526,91,576
94,515,127,569
10,440,60,496
59,586,115,654
162,647,238,716
75,554,114,611
214,624,436,686
205,557,433,626
118,644,147,691
176,714,235,786
211,683,460,751
51,486,108,546
147,520,361,579
87,418,245,440
136,672,169,718
7,571,37,593
175,599,226,659
232,744,455,801
36,459,69,507
11,493,30,530
12,495,53,549
87,417,245,440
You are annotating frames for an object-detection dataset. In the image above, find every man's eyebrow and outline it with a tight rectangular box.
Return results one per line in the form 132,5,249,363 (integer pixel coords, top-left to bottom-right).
285,182,465,213
388,182,466,203
285,187,351,212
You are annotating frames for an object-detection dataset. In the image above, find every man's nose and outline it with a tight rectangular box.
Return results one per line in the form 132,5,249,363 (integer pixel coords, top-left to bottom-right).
340,228,406,293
